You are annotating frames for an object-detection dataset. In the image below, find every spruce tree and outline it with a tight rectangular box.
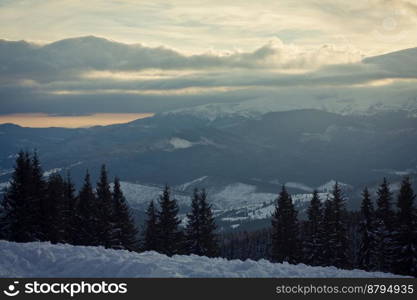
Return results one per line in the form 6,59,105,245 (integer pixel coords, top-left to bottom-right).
143,200,159,251
157,185,182,256
96,165,115,248
30,151,45,241
303,190,323,266
198,189,218,257
357,187,377,271
320,196,334,266
62,173,78,244
43,173,66,243
1,151,46,242
271,185,299,264
75,171,98,246
2,151,31,242
112,177,139,251
328,182,349,269
393,177,417,276
374,178,394,272
185,189,202,255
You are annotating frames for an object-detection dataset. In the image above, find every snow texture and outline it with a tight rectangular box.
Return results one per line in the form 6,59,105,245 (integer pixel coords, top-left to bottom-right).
169,137,194,149
0,241,402,278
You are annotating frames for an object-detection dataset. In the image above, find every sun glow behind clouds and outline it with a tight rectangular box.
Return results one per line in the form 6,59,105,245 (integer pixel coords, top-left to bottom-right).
0,113,154,128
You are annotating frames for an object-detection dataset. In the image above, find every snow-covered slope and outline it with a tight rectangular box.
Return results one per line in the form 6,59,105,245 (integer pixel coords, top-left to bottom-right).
0,241,401,278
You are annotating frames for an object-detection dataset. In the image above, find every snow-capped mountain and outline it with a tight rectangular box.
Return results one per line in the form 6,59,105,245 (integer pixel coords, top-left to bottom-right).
1,104,416,232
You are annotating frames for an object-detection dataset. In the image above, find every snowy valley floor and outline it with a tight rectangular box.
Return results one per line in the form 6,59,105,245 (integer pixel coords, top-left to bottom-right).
0,240,402,278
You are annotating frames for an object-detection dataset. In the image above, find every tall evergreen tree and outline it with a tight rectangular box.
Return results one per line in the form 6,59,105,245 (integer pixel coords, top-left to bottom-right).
30,151,45,240
303,190,323,266
75,171,98,246
157,185,182,256
198,189,218,257
185,189,203,255
143,200,159,251
328,182,349,269
357,187,377,271
112,177,139,251
61,173,78,244
374,178,394,272
393,177,417,276
1,151,45,242
43,173,66,243
1,151,33,242
96,165,115,248
271,185,299,264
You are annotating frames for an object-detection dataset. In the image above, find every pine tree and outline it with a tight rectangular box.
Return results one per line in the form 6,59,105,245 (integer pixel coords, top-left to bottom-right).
157,185,182,256
75,171,98,246
1,151,33,241
96,165,115,248
393,177,417,276
374,178,394,272
143,200,159,251
320,196,334,266
303,190,323,266
271,185,299,263
198,189,218,257
30,151,45,241
43,173,66,243
112,177,139,251
1,151,45,242
357,187,377,271
62,173,78,244
185,189,202,255
328,182,349,269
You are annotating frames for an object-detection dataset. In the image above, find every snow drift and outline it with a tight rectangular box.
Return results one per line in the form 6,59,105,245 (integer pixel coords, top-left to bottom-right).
0,241,401,278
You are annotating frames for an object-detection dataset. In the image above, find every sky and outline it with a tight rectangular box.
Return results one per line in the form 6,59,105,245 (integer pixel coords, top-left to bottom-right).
0,0,416,122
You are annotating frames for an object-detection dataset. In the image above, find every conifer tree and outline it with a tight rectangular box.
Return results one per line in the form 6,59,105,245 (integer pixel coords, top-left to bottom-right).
75,171,98,246
1,151,33,242
30,151,45,240
43,173,66,243
271,185,299,263
357,187,377,271
96,165,115,248
198,189,218,257
62,173,78,244
303,190,323,266
185,189,202,255
328,182,349,269
320,196,334,266
112,177,139,251
143,200,159,251
1,151,46,242
157,185,182,256
374,178,394,272
393,177,417,276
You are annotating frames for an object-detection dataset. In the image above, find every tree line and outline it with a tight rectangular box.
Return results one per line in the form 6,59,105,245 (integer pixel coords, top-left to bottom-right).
142,187,219,257
220,179,417,277
0,151,219,257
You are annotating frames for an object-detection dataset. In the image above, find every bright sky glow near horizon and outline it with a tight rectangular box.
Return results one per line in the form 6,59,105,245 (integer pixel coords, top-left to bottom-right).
0,113,154,128
0,0,416,127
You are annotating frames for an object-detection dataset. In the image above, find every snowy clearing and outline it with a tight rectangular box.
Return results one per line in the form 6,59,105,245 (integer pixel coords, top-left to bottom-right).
0,241,402,278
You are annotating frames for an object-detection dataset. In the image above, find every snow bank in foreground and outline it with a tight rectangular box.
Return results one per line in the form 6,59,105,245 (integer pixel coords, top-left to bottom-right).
0,241,400,278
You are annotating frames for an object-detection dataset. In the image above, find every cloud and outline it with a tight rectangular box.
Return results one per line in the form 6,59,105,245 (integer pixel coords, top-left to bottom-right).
0,36,365,83
0,36,416,115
